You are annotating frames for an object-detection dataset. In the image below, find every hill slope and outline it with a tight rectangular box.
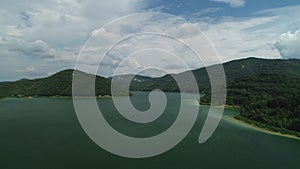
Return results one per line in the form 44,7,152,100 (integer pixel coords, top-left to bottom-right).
0,69,111,98
120,57,300,135
123,57,300,92
227,73,300,135
1,57,300,135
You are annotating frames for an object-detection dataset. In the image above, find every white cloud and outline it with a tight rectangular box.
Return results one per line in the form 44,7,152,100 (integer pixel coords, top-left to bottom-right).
1,0,300,80
210,0,246,7
16,66,36,73
77,13,232,77
80,0,146,20
202,16,281,62
273,29,300,59
5,39,57,59
76,5,300,77
0,0,147,55
0,0,148,80
0,35,3,45
184,5,300,62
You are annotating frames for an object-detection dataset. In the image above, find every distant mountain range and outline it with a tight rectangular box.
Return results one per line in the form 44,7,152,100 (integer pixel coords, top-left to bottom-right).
1,57,300,98
1,57,300,135
117,57,300,93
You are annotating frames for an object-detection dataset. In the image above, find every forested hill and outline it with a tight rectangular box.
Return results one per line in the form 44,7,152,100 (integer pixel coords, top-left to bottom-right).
121,57,300,135
227,74,300,135
221,57,300,79
2,57,299,98
0,69,111,98
1,58,300,98
210,58,300,135
125,57,300,92
1,57,300,135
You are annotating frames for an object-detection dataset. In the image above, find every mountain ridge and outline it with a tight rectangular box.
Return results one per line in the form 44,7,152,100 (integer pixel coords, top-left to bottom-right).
0,69,111,98
1,57,300,135
1,57,300,98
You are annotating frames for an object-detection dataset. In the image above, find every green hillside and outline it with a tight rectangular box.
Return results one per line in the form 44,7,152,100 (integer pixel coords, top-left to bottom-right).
1,57,300,135
0,69,111,98
125,57,300,93
227,74,300,135
122,57,300,135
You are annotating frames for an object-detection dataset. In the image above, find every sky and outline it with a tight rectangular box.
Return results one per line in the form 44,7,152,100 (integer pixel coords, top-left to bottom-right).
1,0,300,81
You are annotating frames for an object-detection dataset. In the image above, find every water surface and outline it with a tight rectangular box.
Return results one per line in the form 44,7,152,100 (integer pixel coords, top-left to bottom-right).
0,92,299,169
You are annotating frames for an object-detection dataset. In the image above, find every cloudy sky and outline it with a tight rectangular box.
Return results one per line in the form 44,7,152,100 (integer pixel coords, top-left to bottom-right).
1,0,300,81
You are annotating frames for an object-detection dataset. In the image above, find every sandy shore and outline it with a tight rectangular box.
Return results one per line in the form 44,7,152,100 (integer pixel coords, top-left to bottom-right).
224,116,300,140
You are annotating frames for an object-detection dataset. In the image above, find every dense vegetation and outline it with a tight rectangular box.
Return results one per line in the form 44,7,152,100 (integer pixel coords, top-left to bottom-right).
226,74,300,135
0,69,112,98
124,57,300,93
198,58,300,135
1,57,300,136
109,58,300,136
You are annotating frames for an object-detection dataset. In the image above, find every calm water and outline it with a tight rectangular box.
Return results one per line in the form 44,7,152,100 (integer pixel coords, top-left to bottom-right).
0,92,299,169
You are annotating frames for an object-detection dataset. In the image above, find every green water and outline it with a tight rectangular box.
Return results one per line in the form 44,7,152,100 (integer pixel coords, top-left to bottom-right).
0,92,299,169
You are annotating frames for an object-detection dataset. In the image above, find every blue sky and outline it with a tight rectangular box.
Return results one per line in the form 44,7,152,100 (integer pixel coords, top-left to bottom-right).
149,0,300,17
0,0,300,81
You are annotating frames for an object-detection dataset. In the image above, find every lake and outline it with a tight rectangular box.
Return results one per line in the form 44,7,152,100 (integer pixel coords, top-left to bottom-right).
0,92,299,169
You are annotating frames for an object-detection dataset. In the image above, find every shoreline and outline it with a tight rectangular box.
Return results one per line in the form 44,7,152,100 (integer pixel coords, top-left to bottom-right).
198,102,300,140
2,97,300,141
224,116,300,140
0,95,113,99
